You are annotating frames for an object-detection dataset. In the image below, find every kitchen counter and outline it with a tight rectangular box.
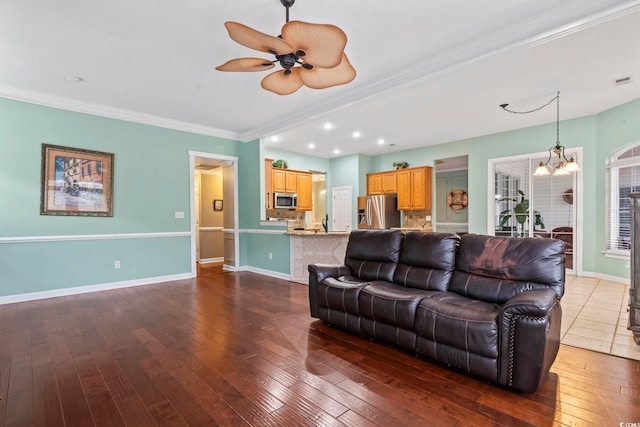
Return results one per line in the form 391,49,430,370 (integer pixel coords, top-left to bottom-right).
286,230,350,236
289,232,349,284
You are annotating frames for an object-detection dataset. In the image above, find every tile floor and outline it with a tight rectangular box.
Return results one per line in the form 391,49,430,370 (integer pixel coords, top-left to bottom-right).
562,275,640,361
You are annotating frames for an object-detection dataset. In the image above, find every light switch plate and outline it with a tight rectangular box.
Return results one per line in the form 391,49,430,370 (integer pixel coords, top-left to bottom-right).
175,211,185,219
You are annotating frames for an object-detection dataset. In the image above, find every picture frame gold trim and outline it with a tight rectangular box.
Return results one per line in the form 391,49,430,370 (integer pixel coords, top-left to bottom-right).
40,144,114,217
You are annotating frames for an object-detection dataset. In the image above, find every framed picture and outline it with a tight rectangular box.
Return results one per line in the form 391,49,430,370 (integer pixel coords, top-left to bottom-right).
40,144,114,216
213,199,223,211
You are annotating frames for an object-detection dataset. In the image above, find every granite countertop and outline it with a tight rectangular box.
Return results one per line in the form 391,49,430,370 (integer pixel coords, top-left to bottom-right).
286,230,350,236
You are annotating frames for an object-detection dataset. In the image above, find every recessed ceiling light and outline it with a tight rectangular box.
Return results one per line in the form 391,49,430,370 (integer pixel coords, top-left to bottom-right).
271,136,279,142
308,143,315,149
323,122,333,130
333,149,340,154
66,75,84,83
352,131,361,138
377,139,385,145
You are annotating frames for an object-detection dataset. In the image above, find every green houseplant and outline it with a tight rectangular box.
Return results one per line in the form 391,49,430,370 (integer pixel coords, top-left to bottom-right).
499,190,545,237
272,159,288,169
393,161,409,169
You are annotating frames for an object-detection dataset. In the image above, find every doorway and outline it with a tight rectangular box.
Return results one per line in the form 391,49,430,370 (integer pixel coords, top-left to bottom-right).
434,155,469,234
189,151,239,276
488,150,582,274
332,186,352,232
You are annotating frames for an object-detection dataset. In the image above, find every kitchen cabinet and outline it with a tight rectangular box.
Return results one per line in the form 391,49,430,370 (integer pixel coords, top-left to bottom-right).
272,168,297,193
271,167,313,211
265,158,273,209
367,171,397,195
296,172,312,210
397,166,432,210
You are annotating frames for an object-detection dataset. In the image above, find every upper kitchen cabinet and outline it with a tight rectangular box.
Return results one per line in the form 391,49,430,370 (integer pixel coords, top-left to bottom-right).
271,167,313,211
397,166,433,210
272,168,297,193
367,171,397,195
296,173,313,210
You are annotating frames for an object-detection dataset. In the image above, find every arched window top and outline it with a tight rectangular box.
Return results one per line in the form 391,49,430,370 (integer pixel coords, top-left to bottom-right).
611,141,640,167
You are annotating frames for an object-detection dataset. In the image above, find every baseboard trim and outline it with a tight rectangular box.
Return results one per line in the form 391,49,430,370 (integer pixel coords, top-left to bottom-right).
198,257,224,264
238,265,291,281
579,270,630,285
0,273,192,305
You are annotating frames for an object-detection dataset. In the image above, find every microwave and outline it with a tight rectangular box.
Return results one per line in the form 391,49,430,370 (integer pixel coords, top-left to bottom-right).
274,192,298,209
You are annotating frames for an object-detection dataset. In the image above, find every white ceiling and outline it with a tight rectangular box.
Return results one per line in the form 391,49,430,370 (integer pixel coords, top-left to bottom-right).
1,1,640,159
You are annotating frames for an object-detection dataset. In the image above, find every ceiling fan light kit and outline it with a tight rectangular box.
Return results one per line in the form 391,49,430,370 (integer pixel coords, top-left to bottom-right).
216,0,356,95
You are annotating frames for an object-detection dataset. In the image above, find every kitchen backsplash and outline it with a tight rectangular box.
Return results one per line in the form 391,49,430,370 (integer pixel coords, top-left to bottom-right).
401,209,432,228
266,209,305,221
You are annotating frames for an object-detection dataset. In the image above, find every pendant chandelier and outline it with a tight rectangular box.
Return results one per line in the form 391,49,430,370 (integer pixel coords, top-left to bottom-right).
500,91,581,176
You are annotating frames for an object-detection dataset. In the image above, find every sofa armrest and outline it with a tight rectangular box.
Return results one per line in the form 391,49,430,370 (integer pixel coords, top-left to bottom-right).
308,264,352,318
498,289,562,392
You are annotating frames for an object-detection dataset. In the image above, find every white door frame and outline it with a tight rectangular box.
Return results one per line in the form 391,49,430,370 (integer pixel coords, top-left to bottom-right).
487,148,583,275
188,150,239,276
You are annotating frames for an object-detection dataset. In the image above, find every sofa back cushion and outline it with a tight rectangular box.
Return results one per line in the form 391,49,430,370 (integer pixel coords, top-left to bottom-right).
344,230,404,282
450,234,565,303
393,232,459,291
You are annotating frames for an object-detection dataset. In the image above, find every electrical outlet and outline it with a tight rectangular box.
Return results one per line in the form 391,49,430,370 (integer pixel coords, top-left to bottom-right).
114,260,121,269
268,252,273,260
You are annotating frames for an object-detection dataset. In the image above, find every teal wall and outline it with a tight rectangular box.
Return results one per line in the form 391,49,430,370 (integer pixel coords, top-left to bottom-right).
370,98,640,279
594,99,640,277
3,95,640,300
0,97,245,297
329,154,362,229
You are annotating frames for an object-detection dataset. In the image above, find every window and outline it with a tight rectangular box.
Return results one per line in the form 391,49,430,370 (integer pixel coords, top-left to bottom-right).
605,143,640,254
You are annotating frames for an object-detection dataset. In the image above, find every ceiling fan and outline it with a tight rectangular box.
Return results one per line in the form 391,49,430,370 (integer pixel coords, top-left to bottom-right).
216,0,356,95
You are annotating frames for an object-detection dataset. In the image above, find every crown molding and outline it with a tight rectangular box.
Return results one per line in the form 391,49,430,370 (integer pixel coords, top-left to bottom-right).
2,1,639,145
238,0,640,142
0,85,243,141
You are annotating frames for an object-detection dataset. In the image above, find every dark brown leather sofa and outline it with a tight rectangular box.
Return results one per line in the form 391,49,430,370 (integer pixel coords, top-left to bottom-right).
308,230,565,393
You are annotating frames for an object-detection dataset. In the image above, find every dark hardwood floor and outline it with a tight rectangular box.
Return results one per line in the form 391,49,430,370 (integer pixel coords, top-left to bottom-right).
1,271,639,426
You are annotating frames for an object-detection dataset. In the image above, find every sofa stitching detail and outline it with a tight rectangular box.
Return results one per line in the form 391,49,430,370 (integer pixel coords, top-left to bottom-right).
426,269,433,290
496,280,503,303
375,263,382,280
507,313,546,386
465,320,470,372
393,300,397,325
324,285,329,307
419,306,496,324
341,288,346,312
464,275,471,296
403,267,410,286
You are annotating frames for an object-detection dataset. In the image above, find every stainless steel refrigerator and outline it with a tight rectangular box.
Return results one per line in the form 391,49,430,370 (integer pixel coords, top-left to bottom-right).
357,195,401,229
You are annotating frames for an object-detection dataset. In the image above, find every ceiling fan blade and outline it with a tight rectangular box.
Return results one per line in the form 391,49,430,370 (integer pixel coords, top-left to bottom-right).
216,58,275,72
224,22,293,55
281,21,347,68
300,54,356,89
261,69,304,95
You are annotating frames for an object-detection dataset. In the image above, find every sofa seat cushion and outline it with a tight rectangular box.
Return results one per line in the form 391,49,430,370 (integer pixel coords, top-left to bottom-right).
317,277,370,315
359,282,436,330
414,293,500,359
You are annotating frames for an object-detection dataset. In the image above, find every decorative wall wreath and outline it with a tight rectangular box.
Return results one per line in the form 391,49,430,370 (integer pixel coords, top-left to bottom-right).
448,189,468,210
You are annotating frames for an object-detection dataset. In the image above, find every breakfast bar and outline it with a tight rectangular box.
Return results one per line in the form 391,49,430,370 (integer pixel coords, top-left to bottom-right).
287,231,350,284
